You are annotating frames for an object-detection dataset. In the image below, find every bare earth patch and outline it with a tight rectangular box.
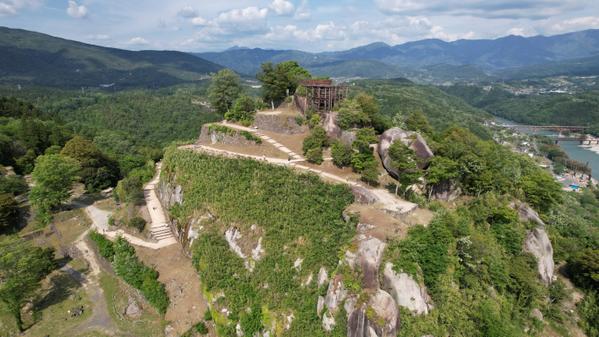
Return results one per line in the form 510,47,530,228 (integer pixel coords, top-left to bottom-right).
197,140,287,159
135,244,208,336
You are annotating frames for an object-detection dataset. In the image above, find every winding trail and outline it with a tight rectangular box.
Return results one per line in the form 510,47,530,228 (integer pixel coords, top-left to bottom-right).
82,166,177,249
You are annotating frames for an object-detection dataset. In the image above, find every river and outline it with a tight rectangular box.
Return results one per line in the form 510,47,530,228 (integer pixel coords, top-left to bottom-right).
494,117,599,179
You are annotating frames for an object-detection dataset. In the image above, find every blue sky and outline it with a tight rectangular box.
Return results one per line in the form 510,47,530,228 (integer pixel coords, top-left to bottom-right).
1,0,599,52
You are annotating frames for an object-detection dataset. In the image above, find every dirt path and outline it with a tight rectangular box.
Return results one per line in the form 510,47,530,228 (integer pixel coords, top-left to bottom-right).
73,239,118,335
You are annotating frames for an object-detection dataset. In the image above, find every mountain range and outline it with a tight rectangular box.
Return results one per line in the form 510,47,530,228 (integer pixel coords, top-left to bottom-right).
196,29,599,81
2,26,599,89
0,27,222,88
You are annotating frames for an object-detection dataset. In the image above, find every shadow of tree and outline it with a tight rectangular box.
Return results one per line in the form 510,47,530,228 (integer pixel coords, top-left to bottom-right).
34,271,83,313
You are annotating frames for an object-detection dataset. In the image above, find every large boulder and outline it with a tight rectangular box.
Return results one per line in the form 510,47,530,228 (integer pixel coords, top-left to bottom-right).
511,201,545,227
382,262,433,315
351,186,379,204
324,111,342,138
355,236,386,289
347,290,399,337
430,180,461,201
378,128,433,179
524,227,555,285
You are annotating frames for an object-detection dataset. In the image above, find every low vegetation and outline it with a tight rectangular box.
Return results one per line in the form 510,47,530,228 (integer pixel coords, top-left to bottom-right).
162,147,355,336
89,232,169,314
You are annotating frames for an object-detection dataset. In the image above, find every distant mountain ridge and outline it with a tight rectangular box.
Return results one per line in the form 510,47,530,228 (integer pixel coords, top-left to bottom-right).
0,26,222,88
195,29,599,80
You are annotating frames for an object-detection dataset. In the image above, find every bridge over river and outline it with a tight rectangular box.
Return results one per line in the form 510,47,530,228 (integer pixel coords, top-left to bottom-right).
499,124,598,144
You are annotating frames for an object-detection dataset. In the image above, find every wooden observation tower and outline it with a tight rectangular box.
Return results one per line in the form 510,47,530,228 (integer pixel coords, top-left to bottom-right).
299,79,348,113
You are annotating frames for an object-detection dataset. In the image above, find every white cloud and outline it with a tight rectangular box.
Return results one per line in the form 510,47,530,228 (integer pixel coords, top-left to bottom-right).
67,0,87,19
191,16,208,26
294,0,310,20
375,0,584,20
178,5,197,18
215,6,268,25
266,22,346,42
270,0,294,16
0,0,40,16
551,16,599,33
128,37,149,45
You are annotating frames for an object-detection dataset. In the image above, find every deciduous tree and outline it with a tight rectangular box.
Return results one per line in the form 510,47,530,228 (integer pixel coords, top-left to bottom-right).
208,69,242,114
0,236,55,331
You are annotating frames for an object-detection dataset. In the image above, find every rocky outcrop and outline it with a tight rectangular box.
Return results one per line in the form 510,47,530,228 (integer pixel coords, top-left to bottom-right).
253,112,306,134
382,263,433,315
378,128,433,179
430,180,461,201
197,124,260,145
354,235,386,289
340,130,357,146
351,186,379,204
511,201,545,227
524,227,554,285
509,202,554,285
324,111,342,138
323,235,400,336
347,290,399,337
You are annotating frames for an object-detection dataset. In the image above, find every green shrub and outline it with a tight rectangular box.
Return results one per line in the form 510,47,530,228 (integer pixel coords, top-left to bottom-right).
331,140,352,168
128,217,146,232
203,309,212,321
240,131,262,144
89,230,115,260
195,321,209,334
91,234,169,314
225,95,257,124
306,147,323,164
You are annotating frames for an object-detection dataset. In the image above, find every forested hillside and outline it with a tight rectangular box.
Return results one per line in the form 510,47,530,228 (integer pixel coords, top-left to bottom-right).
0,27,222,88
356,79,492,138
442,85,599,133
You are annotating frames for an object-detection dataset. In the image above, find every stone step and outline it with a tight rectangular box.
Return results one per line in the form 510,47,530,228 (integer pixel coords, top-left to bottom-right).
150,229,171,235
153,233,174,240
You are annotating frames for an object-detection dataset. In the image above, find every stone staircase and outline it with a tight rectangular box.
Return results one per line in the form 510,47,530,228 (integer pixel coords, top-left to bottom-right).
149,223,174,241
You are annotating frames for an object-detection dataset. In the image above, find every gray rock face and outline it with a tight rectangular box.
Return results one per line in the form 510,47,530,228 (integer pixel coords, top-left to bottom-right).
383,262,433,315
351,186,379,204
340,130,357,146
355,236,386,289
253,112,306,134
368,289,399,337
324,111,342,138
378,128,433,179
323,276,348,313
511,202,545,227
124,296,142,318
430,180,461,201
347,291,398,337
524,227,554,285
197,124,260,145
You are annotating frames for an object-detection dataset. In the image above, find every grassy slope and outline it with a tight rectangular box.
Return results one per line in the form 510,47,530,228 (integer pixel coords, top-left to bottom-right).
162,148,355,336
